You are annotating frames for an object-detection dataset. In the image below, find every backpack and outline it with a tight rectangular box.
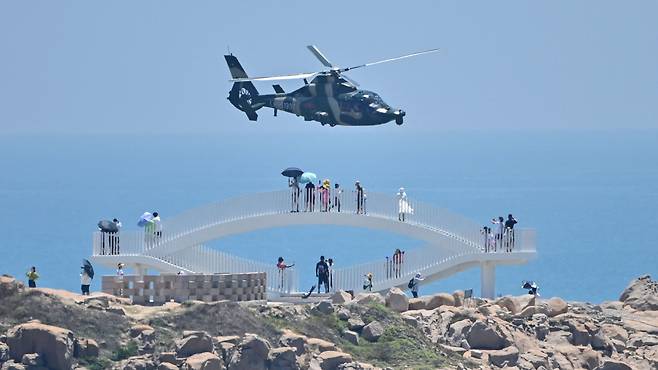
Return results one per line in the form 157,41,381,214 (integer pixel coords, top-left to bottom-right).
407,278,414,289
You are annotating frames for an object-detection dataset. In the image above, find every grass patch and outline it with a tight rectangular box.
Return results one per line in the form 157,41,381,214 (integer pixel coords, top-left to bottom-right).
112,340,138,361
78,357,112,370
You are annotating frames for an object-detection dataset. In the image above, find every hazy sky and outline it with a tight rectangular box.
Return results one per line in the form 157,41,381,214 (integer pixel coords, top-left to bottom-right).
0,1,656,134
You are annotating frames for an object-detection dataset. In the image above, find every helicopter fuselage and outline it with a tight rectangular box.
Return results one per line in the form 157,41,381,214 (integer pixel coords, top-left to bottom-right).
250,73,405,127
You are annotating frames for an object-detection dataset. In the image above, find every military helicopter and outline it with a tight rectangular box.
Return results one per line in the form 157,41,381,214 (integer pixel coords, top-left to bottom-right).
224,45,438,127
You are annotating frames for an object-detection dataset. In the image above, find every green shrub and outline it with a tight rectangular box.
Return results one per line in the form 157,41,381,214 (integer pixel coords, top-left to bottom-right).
112,340,138,361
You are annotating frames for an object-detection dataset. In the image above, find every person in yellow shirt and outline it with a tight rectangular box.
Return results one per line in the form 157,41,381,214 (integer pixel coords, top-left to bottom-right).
26,266,39,288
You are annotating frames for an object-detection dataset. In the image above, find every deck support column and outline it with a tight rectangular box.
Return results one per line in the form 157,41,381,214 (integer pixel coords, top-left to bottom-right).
480,261,496,299
133,263,146,276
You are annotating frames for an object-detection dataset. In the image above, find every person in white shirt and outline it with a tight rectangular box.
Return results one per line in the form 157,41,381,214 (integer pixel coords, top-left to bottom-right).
491,216,504,251
80,269,92,296
152,212,162,239
409,273,425,298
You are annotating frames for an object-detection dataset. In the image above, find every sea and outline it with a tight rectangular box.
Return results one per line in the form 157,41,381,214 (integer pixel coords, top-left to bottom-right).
1,130,656,303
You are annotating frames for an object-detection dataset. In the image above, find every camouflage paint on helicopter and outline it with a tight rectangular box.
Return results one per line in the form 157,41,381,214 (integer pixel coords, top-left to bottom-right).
224,46,438,127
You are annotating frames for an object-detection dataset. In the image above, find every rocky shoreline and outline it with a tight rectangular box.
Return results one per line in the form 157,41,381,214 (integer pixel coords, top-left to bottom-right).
0,274,656,370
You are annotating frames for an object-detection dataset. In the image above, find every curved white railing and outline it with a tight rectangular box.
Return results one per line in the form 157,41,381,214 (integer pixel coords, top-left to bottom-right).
92,190,536,293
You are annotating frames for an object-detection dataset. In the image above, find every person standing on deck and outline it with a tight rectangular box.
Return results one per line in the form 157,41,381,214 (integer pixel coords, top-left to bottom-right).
505,214,518,251
327,258,335,290
152,212,162,239
491,216,504,251
289,177,300,212
315,256,330,293
355,181,365,214
110,218,122,255
333,183,342,212
26,266,39,288
305,182,316,212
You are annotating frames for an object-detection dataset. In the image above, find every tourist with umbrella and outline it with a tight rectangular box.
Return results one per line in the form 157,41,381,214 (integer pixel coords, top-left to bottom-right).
97,219,119,255
282,167,303,212
299,172,318,212
80,259,94,296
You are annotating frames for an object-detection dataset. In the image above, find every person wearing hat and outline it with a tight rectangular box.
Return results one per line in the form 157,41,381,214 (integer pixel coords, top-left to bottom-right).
408,272,425,298
397,187,412,222
355,181,365,214
320,179,331,212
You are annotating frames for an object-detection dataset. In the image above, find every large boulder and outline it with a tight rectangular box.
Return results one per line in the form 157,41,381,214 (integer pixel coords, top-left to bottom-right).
487,346,519,367
465,320,509,350
331,291,352,304
619,275,658,311
227,334,271,370
306,338,337,353
546,297,569,317
130,325,155,339
279,330,307,356
342,331,359,345
181,352,224,370
318,351,353,370
347,318,365,332
452,290,465,306
447,319,472,346
425,293,455,309
120,355,156,370
268,347,299,370
408,298,427,310
175,331,214,358
74,338,99,358
361,321,384,342
314,301,335,315
6,322,75,370
497,294,537,315
157,363,178,370
385,287,409,312
352,293,384,306
0,276,22,299
595,360,633,370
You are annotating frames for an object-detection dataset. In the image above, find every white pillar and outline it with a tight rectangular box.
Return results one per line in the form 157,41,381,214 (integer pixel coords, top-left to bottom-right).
480,261,496,299
134,263,146,276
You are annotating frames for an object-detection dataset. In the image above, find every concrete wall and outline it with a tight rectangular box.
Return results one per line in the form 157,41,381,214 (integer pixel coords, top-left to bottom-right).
101,272,266,305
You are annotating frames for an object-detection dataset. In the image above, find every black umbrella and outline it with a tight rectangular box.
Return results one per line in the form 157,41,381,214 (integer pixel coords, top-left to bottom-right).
82,259,95,279
281,167,304,178
98,220,119,233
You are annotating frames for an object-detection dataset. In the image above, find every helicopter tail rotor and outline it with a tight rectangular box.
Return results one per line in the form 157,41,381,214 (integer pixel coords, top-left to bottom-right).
225,54,263,121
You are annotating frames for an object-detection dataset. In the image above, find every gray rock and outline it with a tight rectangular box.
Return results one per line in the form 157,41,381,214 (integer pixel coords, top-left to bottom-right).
347,318,365,332
175,331,214,358
180,352,224,370
0,360,26,370
385,287,409,312
279,330,307,356
0,343,9,362
342,331,359,345
20,353,43,367
157,363,178,370
465,320,509,350
314,301,335,315
546,297,568,317
337,308,351,320
447,319,472,346
268,347,299,370
317,351,353,370
595,359,633,370
361,321,385,342
487,346,519,367
331,291,352,304
619,275,658,311
74,338,99,358
157,352,177,365
121,355,156,370
352,293,384,306
227,334,271,370
6,322,75,370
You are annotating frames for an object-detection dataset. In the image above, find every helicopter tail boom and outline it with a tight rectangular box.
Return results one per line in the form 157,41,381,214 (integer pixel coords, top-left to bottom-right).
224,54,261,121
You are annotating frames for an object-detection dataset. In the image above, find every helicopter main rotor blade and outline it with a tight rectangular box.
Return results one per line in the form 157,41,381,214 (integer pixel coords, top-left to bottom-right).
307,45,335,68
230,72,318,82
340,48,439,72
